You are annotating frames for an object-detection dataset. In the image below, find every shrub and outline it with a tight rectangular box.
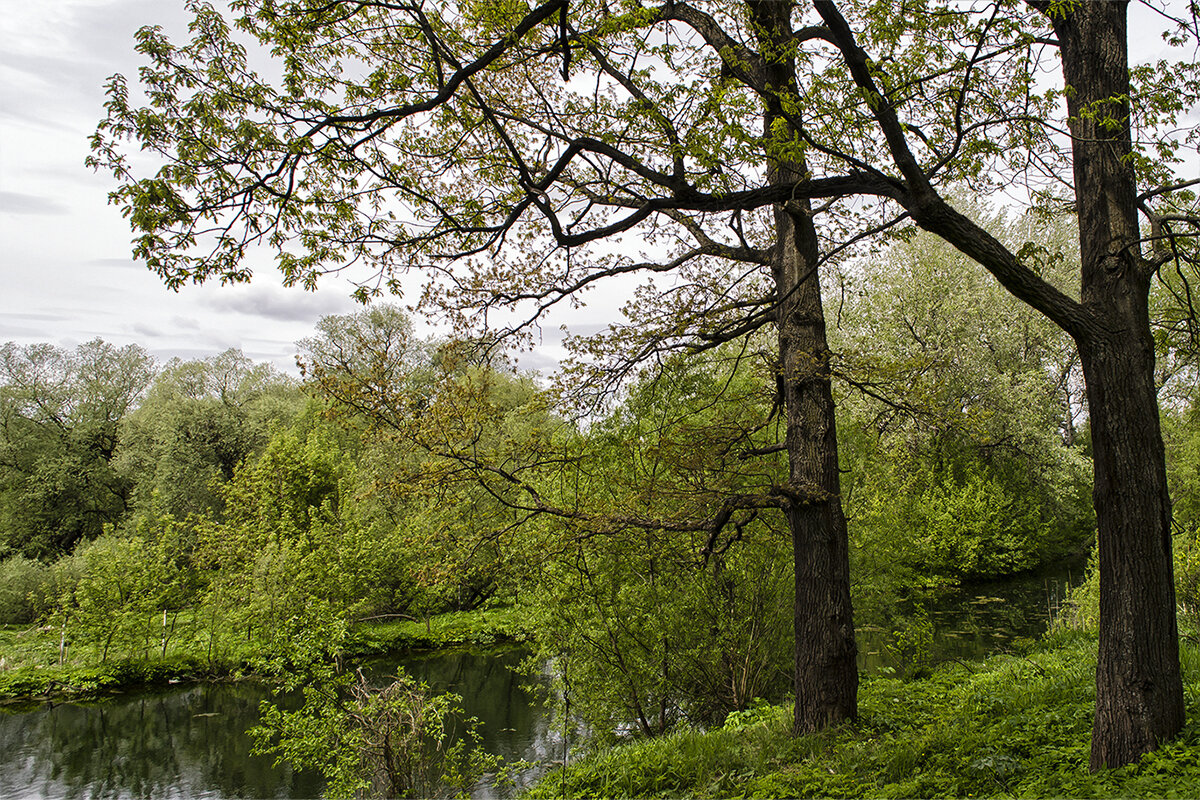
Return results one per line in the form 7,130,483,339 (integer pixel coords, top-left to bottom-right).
0,555,49,624
253,668,503,798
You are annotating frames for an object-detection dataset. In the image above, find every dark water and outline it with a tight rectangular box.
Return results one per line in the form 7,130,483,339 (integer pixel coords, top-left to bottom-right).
0,568,1082,799
857,562,1084,672
377,648,560,795
0,648,553,800
0,681,322,800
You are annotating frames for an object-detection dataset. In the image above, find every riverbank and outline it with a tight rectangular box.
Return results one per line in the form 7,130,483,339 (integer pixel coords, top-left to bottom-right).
0,606,524,705
527,631,1200,799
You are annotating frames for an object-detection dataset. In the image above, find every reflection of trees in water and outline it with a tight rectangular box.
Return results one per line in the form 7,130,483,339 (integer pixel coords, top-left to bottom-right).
0,649,555,800
395,648,561,767
856,564,1086,673
0,685,321,799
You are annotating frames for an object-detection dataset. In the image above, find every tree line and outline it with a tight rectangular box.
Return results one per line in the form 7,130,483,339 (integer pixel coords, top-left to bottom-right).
7,210,1200,736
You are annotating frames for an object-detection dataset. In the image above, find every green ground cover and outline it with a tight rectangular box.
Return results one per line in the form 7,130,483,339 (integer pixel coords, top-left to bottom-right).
0,605,523,704
527,632,1200,799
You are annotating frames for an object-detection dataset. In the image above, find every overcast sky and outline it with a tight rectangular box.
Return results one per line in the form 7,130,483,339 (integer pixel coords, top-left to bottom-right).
0,1,375,373
0,1,1189,375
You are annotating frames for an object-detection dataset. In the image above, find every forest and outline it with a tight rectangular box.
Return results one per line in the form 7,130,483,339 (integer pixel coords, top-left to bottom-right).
5,0,1200,797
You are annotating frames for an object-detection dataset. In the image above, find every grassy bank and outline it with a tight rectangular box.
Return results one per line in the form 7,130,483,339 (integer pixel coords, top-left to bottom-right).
0,606,524,704
528,632,1200,799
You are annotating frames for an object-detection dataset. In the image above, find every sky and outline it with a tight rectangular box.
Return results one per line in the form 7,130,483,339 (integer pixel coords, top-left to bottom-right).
0,1,1190,375
0,1,378,373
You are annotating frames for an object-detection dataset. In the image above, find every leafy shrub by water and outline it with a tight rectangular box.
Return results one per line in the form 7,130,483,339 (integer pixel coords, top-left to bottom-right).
253,667,504,799
0,556,49,624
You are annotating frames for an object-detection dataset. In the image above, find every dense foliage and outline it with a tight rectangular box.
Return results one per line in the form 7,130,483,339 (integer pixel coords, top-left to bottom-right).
528,634,1200,800
0,211,1192,791
0,226,1098,693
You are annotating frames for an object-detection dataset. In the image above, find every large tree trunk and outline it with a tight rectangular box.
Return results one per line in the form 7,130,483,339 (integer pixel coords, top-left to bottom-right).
1048,1,1185,769
774,196,859,733
750,0,858,733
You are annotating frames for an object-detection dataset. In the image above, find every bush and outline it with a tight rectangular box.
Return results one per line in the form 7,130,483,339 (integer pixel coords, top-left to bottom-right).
0,556,49,624
253,668,503,799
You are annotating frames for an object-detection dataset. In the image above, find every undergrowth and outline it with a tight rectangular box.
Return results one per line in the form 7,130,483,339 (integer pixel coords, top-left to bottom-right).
528,632,1200,799
0,606,523,703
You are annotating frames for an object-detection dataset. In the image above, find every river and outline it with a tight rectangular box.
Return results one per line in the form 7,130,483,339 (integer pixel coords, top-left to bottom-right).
0,565,1082,799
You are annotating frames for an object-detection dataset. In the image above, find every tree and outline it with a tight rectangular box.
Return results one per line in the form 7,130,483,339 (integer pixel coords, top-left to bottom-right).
92,0,1200,764
801,0,1198,767
519,347,796,733
253,668,502,799
835,214,1093,591
94,0,862,732
0,340,155,557
299,306,574,617
117,348,301,520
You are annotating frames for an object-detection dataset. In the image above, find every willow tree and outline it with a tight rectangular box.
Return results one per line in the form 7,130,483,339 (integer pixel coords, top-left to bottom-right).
93,0,1200,764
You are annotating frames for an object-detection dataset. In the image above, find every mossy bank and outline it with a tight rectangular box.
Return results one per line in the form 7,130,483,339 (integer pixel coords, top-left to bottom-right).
0,606,523,705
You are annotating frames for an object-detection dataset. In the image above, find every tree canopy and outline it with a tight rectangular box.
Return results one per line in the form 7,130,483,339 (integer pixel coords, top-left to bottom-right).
0,340,155,557
91,0,1200,767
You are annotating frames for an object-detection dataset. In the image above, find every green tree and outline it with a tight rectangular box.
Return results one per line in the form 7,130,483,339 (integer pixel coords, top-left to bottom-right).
299,307,563,617
45,513,197,664
94,0,861,735
836,218,1093,592
523,348,796,733
92,0,1200,764
117,348,302,521
0,340,155,557
193,423,357,663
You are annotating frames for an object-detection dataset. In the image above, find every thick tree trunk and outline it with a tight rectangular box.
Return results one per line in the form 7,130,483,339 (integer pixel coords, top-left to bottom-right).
1081,334,1183,769
1048,1,1185,769
773,199,859,733
750,0,858,734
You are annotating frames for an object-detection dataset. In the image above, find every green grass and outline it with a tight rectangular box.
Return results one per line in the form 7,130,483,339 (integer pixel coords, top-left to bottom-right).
0,605,525,703
345,606,526,656
527,632,1200,799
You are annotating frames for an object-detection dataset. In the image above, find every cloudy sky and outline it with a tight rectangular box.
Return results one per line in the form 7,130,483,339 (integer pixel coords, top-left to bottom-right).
0,1,379,372
0,1,1188,374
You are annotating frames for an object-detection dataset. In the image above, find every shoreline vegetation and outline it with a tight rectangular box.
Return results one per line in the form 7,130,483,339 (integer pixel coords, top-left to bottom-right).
8,587,1200,797
0,606,524,707
528,632,1200,799
0,296,1195,795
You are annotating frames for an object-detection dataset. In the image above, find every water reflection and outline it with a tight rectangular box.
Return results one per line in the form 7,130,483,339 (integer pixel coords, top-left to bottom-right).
857,564,1083,673
0,567,1083,799
0,683,321,800
0,649,555,800
389,648,562,796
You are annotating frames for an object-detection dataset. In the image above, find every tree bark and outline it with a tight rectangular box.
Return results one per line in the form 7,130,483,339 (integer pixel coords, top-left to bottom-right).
1047,1,1185,769
750,0,858,733
774,197,859,733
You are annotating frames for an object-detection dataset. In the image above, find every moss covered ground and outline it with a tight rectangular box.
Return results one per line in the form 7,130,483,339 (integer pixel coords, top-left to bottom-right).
0,605,524,704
